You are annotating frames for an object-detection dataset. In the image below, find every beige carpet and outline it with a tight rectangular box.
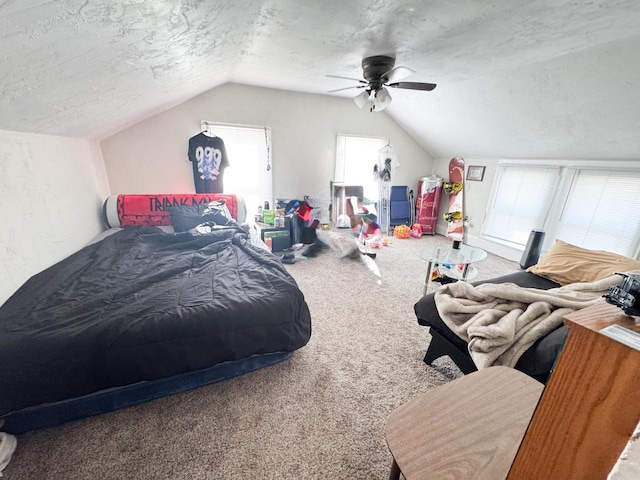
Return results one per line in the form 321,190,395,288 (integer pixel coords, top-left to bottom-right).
5,233,518,480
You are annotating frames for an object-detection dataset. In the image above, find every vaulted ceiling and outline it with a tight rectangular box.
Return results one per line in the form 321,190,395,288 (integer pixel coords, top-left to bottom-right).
1,0,639,159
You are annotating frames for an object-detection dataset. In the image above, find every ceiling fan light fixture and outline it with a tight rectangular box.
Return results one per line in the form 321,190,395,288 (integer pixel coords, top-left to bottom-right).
373,87,392,112
354,89,371,109
334,55,435,112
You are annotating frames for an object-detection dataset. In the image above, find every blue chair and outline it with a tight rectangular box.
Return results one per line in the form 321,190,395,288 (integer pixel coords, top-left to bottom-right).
390,185,412,227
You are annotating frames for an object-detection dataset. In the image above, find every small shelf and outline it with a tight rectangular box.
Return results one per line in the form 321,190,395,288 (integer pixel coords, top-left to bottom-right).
436,264,478,281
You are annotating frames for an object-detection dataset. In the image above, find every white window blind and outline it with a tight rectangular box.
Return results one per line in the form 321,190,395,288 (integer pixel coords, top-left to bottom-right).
555,169,640,257
201,122,272,217
482,165,559,246
335,135,386,201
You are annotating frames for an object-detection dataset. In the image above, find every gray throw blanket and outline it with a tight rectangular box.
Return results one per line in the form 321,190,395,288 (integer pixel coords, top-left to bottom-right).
434,272,639,369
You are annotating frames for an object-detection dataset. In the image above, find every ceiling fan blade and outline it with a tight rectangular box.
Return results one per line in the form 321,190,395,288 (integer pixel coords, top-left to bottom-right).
326,74,368,84
382,66,415,84
387,81,437,91
327,85,367,93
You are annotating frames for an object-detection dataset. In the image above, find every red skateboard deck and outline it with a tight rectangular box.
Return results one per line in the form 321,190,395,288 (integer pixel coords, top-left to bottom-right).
445,157,464,241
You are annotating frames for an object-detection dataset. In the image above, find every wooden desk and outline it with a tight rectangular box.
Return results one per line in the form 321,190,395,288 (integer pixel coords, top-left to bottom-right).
385,367,543,480
507,303,640,479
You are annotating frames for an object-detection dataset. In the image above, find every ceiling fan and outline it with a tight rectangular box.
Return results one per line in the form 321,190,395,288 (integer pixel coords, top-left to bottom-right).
328,55,436,112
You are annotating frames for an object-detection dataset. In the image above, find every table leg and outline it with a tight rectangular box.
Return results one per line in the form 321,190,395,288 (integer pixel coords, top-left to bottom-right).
389,458,401,480
422,261,434,296
461,263,470,281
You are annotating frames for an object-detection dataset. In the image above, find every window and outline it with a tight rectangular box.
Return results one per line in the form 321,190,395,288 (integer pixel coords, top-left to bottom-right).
335,135,387,202
551,169,640,257
482,165,559,246
201,122,272,218
483,163,640,258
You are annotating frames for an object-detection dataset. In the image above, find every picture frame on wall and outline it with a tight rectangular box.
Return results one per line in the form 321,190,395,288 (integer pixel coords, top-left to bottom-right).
467,166,486,181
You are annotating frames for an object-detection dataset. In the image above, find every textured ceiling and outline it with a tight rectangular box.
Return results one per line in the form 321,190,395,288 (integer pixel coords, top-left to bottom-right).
1,0,639,158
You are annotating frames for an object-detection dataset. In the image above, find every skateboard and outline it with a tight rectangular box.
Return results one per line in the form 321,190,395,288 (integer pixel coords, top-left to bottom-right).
444,157,465,241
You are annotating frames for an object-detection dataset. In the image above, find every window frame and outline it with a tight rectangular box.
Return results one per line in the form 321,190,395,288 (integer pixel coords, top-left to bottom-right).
482,160,640,259
544,166,640,257
481,164,561,248
335,134,387,202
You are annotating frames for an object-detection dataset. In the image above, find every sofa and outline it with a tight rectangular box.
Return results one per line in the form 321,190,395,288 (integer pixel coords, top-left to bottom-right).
414,240,640,383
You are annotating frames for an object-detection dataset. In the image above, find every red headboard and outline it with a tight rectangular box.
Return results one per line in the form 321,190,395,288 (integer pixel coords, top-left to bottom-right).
103,194,243,228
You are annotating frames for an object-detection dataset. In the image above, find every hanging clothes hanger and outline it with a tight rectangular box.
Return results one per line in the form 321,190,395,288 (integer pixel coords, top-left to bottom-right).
200,121,217,137
379,138,392,152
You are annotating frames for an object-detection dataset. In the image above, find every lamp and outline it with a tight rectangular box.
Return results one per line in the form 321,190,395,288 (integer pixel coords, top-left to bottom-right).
354,87,392,112
373,87,392,112
354,89,371,109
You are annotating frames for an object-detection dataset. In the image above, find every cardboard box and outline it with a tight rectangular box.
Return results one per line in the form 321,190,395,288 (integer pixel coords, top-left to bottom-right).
263,229,291,252
262,209,276,226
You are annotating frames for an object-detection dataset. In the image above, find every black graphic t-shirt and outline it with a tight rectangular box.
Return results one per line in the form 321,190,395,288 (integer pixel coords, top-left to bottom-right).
187,133,229,193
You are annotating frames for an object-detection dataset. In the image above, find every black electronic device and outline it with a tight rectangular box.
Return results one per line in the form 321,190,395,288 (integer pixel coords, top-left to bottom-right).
605,273,640,316
520,230,545,269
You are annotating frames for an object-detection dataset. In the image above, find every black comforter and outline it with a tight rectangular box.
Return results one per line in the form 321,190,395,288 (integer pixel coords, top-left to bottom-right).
0,226,311,417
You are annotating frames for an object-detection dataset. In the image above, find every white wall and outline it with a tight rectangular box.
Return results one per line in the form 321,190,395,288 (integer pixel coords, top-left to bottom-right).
0,130,110,305
100,83,434,206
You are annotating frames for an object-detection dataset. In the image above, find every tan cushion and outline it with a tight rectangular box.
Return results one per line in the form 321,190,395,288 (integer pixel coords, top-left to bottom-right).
527,240,640,285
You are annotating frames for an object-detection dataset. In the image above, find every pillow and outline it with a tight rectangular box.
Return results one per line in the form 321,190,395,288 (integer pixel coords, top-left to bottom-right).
168,200,231,232
201,200,232,226
527,240,640,285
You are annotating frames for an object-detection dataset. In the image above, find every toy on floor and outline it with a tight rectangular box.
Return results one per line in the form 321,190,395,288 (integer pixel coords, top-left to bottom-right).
393,224,411,239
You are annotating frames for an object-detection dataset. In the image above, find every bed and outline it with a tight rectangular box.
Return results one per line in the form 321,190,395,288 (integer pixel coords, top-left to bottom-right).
0,194,312,434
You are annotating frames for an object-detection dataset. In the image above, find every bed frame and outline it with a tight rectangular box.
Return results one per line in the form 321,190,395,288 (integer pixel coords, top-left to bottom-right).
1,194,289,434
2,352,290,434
